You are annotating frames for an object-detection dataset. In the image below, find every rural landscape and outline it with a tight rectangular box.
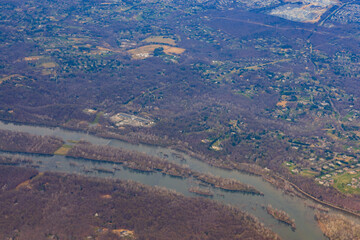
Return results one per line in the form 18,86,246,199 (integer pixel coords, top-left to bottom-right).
1,0,360,239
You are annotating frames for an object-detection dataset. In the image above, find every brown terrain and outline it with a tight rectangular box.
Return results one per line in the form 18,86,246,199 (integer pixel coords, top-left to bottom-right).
0,165,280,240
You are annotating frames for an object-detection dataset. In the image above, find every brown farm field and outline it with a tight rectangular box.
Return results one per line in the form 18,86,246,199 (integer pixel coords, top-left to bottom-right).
128,44,185,59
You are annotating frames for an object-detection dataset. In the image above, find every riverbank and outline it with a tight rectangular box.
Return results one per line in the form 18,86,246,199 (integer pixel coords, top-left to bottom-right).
0,129,263,195
266,205,296,231
2,119,359,216
0,165,280,240
262,172,360,218
0,120,336,239
315,211,360,240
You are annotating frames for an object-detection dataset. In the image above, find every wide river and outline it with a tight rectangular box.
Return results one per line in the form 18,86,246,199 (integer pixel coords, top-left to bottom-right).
0,121,336,240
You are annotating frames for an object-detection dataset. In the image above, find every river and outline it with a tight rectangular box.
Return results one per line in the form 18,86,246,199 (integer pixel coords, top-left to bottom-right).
0,121,329,240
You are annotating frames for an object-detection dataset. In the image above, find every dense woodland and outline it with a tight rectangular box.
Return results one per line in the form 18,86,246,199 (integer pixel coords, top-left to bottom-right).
2,127,359,211
0,129,64,154
1,0,360,184
315,211,360,240
1,0,360,235
0,166,280,240
0,129,263,194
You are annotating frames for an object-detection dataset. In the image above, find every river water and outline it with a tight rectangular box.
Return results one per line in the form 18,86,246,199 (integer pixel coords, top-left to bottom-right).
0,121,329,240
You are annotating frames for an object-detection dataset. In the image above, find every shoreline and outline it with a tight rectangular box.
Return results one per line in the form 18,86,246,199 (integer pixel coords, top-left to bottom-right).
0,119,359,218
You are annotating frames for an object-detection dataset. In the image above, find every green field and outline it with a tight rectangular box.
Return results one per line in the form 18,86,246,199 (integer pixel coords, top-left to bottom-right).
92,112,103,124
54,144,73,155
333,172,360,195
283,161,298,174
300,169,318,177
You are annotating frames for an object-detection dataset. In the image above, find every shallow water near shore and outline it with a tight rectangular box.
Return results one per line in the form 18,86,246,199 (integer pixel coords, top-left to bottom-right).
0,121,332,240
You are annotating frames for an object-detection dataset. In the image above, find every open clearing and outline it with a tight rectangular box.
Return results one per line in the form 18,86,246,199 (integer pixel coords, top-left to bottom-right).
24,56,43,61
128,44,185,60
276,100,288,108
270,0,338,23
54,144,73,155
0,74,25,84
41,62,56,68
333,172,360,195
143,36,176,45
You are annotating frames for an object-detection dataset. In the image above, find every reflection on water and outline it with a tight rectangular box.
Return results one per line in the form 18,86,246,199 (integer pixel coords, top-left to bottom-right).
0,121,328,240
